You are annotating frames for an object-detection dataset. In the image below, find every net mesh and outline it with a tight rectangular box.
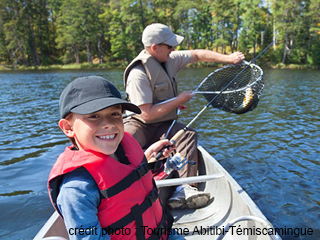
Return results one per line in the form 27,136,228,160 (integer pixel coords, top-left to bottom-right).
198,61,264,114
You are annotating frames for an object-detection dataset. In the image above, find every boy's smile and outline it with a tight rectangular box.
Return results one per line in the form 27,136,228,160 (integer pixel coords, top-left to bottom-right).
61,105,124,156
97,134,116,140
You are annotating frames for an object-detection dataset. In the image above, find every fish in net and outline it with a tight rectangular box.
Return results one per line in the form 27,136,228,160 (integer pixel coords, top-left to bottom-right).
196,61,264,114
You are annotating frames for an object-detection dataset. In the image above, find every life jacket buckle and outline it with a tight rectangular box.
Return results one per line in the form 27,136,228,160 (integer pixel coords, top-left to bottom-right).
147,188,159,206
135,162,149,178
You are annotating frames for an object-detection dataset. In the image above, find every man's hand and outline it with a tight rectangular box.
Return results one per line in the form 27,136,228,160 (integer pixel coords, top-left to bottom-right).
177,91,195,104
228,51,245,65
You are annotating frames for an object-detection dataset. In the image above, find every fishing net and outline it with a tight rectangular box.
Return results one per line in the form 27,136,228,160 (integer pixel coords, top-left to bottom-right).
149,62,265,163
196,61,264,114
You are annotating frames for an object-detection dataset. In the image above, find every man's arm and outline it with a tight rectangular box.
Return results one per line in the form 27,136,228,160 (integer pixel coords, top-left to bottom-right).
126,63,195,123
138,91,193,123
189,49,245,65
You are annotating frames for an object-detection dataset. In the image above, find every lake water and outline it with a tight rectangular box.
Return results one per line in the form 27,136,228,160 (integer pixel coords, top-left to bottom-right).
0,67,319,239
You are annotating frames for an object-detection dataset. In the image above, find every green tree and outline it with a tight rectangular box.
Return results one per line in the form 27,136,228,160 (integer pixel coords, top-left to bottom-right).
0,18,6,63
0,0,319,67
101,0,134,63
307,0,320,65
191,3,213,49
0,0,28,66
210,0,242,53
56,0,103,64
272,0,311,64
239,0,265,59
173,0,197,49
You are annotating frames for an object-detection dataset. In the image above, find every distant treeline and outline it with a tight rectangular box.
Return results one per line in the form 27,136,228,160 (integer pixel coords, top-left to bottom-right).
0,0,319,68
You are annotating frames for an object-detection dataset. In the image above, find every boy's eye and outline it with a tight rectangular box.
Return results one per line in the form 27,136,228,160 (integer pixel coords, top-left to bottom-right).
111,111,122,117
88,114,99,119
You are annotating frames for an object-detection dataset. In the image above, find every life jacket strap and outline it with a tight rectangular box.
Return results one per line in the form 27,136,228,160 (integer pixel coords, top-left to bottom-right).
99,157,149,199
102,187,174,240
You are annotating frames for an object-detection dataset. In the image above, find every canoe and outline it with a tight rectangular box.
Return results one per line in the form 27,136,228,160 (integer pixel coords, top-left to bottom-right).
34,146,281,240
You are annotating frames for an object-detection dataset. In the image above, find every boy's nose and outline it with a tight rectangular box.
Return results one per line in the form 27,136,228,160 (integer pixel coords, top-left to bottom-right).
101,117,115,128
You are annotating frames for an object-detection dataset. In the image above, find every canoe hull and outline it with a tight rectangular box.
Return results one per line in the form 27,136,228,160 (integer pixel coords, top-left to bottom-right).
34,146,280,240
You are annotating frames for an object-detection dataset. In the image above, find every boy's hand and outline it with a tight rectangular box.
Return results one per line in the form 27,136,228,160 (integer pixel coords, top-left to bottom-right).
145,139,174,161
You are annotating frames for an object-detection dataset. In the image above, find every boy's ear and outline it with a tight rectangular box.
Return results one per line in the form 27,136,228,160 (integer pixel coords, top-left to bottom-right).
59,119,75,138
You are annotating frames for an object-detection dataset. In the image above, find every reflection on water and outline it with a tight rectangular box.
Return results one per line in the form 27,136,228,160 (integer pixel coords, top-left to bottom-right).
0,68,319,239
0,190,33,197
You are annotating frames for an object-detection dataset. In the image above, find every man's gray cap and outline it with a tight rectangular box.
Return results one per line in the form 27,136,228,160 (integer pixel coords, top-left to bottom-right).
142,23,184,47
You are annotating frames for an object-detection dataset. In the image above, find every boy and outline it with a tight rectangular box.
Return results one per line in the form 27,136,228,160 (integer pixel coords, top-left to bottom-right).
48,76,182,239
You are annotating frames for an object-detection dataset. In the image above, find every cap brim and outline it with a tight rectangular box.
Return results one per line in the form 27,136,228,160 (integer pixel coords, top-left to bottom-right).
71,98,141,115
163,34,184,46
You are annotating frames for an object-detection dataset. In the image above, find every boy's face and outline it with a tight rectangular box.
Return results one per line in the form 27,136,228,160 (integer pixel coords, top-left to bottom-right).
60,105,124,155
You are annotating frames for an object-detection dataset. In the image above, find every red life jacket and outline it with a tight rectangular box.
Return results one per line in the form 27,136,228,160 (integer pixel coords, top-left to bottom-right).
48,132,172,240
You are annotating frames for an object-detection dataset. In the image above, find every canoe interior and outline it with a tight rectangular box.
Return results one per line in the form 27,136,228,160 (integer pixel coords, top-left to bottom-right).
167,146,276,239
34,146,279,240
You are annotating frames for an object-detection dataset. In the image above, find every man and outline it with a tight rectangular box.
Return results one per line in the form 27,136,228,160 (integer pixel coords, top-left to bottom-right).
123,23,245,209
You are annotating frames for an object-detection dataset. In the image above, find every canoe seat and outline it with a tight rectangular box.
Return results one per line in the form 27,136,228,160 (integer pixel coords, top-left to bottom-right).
155,173,224,188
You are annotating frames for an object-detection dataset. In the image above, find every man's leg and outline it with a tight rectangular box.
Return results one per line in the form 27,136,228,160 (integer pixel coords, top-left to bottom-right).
123,118,155,148
164,122,198,179
142,120,198,179
164,122,210,209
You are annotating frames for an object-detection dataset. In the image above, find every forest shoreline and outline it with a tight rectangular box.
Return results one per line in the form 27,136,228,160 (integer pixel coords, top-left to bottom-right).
0,62,319,71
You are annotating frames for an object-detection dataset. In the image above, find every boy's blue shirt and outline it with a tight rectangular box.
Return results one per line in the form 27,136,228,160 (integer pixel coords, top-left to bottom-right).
57,167,110,240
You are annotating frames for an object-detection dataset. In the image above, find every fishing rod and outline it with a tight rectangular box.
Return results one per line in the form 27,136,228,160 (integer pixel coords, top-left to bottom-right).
149,39,275,162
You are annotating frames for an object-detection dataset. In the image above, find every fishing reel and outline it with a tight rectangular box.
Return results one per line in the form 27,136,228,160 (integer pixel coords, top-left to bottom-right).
164,152,196,174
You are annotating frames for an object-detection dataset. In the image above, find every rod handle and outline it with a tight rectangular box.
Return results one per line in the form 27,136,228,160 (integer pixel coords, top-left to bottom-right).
170,129,186,145
148,129,187,163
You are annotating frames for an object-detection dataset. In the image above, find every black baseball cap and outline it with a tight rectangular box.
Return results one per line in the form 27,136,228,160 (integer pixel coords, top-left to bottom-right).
59,76,141,118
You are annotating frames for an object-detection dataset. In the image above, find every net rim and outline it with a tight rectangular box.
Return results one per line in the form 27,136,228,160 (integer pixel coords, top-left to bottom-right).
195,61,264,94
